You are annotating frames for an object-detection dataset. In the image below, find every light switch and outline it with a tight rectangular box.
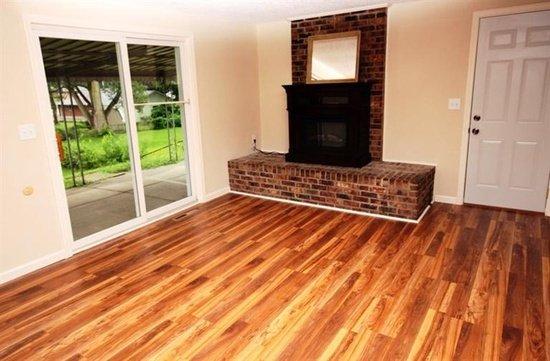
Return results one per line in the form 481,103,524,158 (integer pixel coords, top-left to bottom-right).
18,123,37,140
448,98,461,110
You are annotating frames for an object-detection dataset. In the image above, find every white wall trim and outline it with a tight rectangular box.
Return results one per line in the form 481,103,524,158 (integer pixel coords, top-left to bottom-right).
0,185,231,284
24,14,195,40
73,198,201,254
458,2,550,213
8,16,208,284
0,249,69,285
23,16,76,257
0,187,233,285
231,190,428,223
0,198,200,285
1,187,233,285
433,195,463,205
202,187,231,202
180,36,207,202
287,3,388,21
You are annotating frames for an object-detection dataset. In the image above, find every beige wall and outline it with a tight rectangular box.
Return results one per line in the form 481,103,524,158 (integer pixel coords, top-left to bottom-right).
0,1,260,275
384,0,548,200
3,0,549,279
257,21,292,152
255,0,549,201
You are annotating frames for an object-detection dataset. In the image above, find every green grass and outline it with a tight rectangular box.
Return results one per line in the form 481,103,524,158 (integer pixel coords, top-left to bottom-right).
55,120,88,135
62,128,184,188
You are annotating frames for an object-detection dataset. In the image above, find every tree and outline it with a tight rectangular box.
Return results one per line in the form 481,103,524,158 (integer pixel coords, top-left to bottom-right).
47,83,59,124
69,79,120,130
67,79,147,130
48,78,149,131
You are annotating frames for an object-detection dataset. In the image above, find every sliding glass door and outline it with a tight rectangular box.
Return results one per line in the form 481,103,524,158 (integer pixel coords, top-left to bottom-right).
38,36,193,244
128,44,191,211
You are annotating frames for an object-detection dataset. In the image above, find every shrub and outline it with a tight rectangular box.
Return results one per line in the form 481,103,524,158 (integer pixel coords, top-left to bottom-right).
61,130,129,170
62,139,103,170
87,127,113,138
101,132,129,163
55,121,90,140
151,105,181,129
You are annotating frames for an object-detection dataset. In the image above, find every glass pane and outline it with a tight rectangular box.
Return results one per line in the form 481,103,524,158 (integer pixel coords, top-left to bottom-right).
128,44,179,103
128,44,190,211
320,122,346,148
40,38,138,240
303,117,347,148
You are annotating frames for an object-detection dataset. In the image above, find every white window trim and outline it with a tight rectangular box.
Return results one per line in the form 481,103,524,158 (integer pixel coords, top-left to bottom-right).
23,15,207,257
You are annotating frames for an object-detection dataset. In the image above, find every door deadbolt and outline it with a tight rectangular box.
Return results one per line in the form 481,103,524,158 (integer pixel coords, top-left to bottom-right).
473,115,481,121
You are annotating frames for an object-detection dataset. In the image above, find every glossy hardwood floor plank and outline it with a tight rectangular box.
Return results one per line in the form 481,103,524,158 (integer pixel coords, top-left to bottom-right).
0,194,548,360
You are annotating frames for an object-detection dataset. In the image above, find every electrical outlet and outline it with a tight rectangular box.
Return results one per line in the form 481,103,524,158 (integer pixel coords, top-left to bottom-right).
448,98,461,110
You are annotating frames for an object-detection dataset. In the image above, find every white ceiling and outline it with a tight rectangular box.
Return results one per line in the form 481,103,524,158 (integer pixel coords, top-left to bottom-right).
119,0,418,22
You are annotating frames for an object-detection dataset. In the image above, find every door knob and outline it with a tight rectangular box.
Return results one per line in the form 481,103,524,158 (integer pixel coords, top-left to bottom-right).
473,115,481,121
472,128,480,135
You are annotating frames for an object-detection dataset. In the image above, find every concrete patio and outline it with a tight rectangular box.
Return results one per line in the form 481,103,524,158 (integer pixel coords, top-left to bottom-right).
66,162,188,240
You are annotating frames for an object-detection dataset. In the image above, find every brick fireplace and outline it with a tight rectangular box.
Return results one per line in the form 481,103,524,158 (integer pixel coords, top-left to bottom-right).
229,154,435,220
227,7,435,221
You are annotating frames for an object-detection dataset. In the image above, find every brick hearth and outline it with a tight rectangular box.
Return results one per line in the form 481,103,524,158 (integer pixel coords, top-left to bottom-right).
228,154,435,220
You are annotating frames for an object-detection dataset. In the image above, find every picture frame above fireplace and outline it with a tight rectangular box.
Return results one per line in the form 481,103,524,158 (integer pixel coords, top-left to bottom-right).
306,31,361,84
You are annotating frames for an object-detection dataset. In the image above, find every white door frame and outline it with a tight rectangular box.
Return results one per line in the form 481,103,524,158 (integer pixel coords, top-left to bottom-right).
23,15,206,256
458,2,550,215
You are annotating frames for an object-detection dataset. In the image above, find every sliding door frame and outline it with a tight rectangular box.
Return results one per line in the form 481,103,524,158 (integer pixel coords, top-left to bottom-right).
24,16,205,255
121,37,195,220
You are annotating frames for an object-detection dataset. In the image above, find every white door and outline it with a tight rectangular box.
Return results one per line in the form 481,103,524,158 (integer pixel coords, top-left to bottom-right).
465,10,550,212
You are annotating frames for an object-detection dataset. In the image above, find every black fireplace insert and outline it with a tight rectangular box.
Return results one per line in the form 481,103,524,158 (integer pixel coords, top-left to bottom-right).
283,82,372,167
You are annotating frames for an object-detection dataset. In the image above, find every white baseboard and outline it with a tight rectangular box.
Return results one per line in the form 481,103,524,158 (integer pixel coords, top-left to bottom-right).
433,195,463,205
0,249,69,285
0,188,232,286
435,194,550,216
202,187,230,202
231,190,428,223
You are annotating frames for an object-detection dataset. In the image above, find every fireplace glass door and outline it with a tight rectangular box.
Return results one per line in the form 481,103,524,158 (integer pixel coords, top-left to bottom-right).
303,118,347,149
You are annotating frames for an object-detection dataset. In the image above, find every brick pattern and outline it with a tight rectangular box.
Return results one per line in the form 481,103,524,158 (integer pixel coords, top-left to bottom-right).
228,154,435,220
291,8,387,160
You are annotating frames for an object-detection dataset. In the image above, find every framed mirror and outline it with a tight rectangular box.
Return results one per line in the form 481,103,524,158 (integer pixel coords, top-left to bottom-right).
306,31,361,84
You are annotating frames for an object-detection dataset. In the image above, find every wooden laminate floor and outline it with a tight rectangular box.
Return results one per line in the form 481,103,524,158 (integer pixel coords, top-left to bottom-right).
0,194,548,360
